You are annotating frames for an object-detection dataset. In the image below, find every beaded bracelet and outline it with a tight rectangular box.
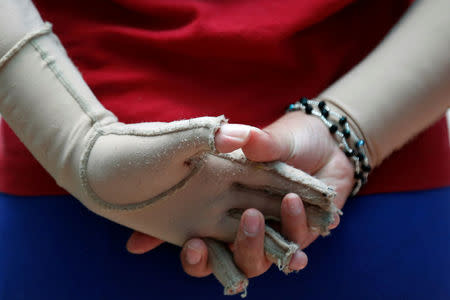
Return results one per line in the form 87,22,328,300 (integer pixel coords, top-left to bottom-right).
286,97,371,196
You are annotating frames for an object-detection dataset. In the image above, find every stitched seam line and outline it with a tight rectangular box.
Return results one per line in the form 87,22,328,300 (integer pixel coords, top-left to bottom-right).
81,122,222,211
23,26,226,211
29,39,99,124
100,123,221,137
0,23,52,70
80,130,206,211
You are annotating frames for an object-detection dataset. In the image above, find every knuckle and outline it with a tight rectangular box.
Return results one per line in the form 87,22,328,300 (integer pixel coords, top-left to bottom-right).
181,258,208,278
234,251,268,277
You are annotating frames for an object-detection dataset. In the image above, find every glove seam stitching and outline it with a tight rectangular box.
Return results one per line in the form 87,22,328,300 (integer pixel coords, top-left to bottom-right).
80,128,207,211
29,38,101,125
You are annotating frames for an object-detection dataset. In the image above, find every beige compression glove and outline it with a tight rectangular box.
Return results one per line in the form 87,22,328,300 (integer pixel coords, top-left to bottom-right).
0,0,338,295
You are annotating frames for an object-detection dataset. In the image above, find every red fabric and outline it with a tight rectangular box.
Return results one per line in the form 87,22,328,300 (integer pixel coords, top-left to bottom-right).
1,0,448,196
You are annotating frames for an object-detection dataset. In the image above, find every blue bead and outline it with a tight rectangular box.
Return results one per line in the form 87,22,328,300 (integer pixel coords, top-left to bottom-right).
288,104,295,110
355,140,365,148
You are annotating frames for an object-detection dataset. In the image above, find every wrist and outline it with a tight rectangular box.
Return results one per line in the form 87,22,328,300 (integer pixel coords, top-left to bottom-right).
317,97,377,167
278,108,354,205
286,97,372,195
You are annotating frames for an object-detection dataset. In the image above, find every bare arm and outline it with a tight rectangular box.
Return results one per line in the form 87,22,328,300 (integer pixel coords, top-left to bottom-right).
320,0,450,166
177,0,450,281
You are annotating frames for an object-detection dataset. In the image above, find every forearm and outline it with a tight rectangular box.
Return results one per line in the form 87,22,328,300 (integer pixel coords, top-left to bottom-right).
0,1,119,203
0,0,45,55
320,0,450,166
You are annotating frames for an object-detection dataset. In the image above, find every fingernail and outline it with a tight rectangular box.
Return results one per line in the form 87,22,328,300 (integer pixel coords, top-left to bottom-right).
243,209,260,237
289,250,308,271
219,124,251,142
286,194,302,216
186,241,202,265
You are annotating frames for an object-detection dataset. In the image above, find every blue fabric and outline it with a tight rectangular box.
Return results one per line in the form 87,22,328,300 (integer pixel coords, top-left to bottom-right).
0,187,449,299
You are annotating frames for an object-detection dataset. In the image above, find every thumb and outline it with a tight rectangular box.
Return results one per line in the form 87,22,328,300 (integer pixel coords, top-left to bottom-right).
214,124,253,153
215,123,293,162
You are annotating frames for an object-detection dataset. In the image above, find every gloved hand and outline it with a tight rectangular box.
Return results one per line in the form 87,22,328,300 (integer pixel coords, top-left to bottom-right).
0,0,338,295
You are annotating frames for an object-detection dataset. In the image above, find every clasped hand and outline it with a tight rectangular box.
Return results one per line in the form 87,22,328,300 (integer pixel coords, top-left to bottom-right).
127,111,354,279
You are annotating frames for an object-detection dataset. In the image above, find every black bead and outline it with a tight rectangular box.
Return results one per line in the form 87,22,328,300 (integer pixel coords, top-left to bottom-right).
305,104,313,114
339,116,347,125
321,108,329,118
362,164,372,172
318,101,326,110
329,124,338,134
354,172,364,180
356,152,365,161
300,97,308,105
342,129,351,138
345,149,353,157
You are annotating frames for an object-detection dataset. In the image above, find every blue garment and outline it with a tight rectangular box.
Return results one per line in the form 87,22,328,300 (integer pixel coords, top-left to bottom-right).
1,187,449,299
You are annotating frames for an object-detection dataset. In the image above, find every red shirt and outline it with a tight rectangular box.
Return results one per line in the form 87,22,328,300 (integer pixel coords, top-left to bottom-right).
0,0,448,195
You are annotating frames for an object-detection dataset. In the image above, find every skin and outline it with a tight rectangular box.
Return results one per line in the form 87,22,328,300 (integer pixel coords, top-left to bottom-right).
127,111,354,277
127,0,450,277
1,0,447,287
